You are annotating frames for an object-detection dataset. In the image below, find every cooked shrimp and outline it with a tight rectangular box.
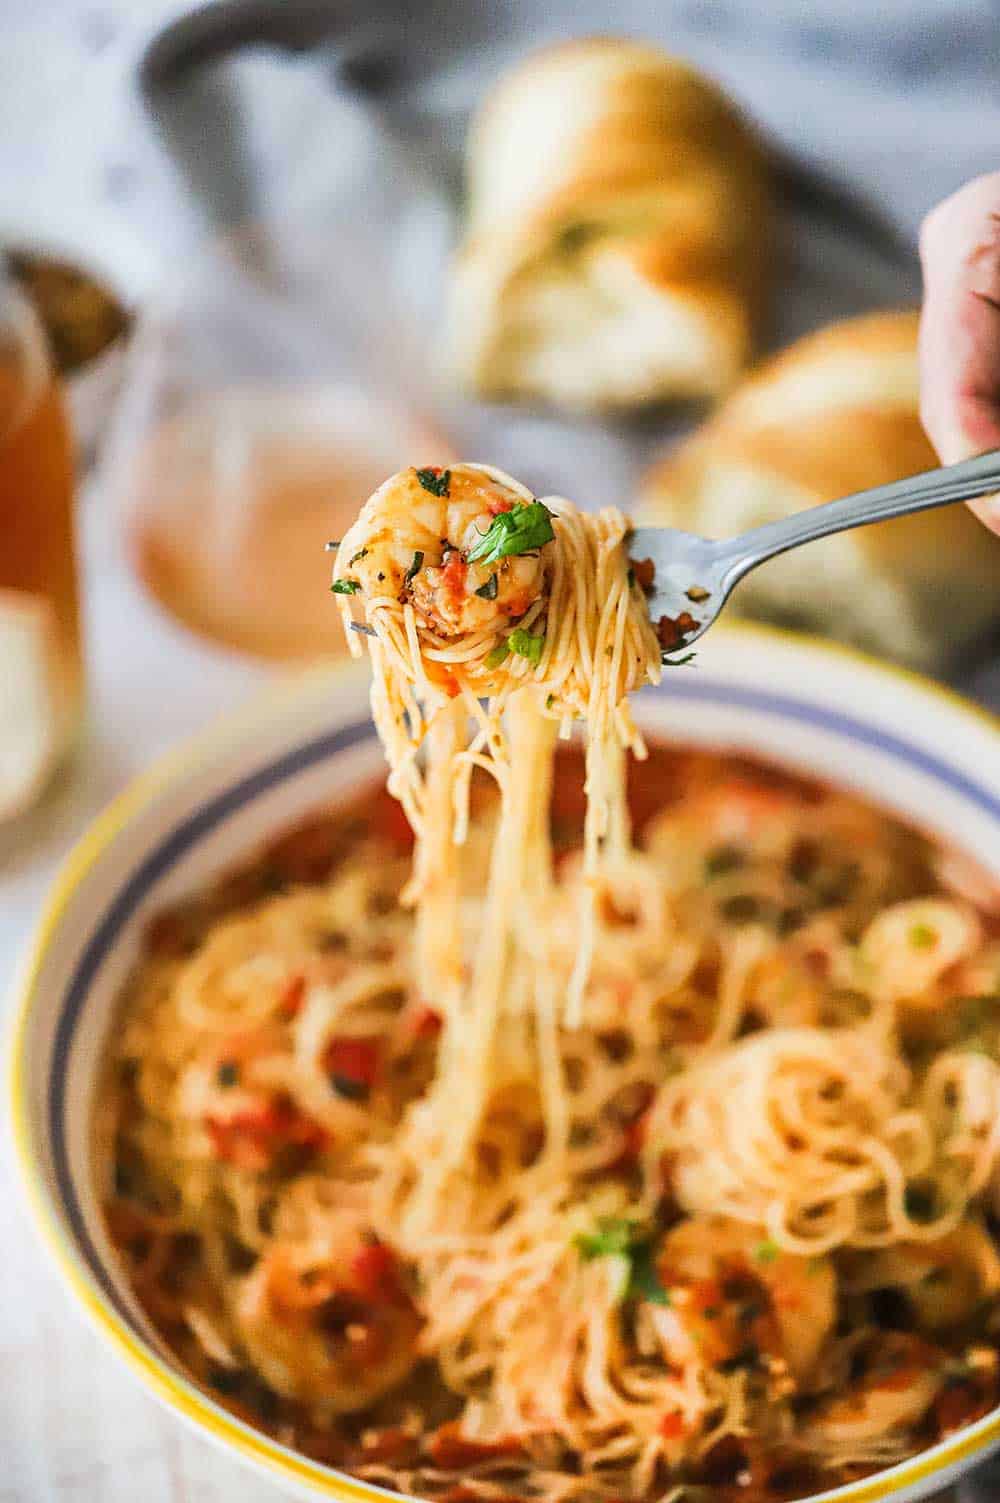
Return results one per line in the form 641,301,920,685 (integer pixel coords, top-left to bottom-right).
336,464,552,642
233,1226,421,1412
649,1216,836,1382
803,1332,942,1453
182,1027,327,1172
843,1221,1000,1332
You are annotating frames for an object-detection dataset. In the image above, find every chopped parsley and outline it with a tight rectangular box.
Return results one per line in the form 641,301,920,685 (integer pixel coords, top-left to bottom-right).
216,1061,240,1088
349,547,369,565
486,640,510,670
909,922,937,949
331,578,360,595
753,1239,779,1265
705,844,744,879
475,573,499,600
330,1073,370,1102
466,501,555,566
404,551,424,585
575,1217,670,1306
509,627,545,665
415,467,451,497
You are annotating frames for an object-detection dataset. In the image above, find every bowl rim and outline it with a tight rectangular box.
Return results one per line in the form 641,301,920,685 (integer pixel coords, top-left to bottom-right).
9,622,1000,1503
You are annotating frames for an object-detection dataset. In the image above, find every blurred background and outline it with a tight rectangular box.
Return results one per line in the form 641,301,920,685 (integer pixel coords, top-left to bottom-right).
2,1,1000,1498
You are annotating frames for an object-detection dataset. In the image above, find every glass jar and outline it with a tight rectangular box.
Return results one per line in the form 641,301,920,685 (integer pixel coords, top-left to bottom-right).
0,274,82,821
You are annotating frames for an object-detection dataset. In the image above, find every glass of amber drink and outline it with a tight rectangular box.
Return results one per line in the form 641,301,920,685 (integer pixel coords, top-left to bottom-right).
0,274,81,822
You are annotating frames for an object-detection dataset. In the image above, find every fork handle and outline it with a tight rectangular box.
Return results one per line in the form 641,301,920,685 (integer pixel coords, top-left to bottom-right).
720,447,1000,579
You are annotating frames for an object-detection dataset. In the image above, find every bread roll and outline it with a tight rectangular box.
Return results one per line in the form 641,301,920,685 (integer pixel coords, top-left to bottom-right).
448,37,771,412
638,311,1000,669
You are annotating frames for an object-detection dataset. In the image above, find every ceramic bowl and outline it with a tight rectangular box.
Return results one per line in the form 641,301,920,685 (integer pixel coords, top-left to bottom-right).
10,625,1000,1501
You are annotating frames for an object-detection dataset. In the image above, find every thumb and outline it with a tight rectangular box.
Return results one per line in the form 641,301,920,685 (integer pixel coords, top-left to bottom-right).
918,172,1000,535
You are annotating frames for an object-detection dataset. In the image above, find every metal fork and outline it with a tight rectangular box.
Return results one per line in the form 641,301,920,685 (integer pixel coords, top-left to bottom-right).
628,448,1000,659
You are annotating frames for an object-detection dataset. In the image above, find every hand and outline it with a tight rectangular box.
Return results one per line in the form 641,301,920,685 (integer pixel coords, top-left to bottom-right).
919,171,1000,534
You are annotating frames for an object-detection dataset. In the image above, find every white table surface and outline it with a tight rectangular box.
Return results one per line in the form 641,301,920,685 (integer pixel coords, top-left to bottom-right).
3,2,1000,1499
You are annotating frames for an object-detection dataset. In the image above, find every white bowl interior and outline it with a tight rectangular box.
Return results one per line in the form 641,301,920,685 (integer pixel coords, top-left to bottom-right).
12,629,1000,1501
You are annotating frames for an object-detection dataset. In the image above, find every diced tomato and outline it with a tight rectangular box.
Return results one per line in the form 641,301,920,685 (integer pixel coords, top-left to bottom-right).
934,1381,995,1436
441,550,468,604
370,790,415,850
205,1096,328,1171
353,1427,421,1467
278,975,306,1019
659,1410,686,1440
428,1424,525,1469
324,1036,381,1090
656,610,698,651
620,1110,651,1163
408,1004,443,1039
349,1240,401,1300
690,1278,725,1316
631,557,655,592
486,495,514,515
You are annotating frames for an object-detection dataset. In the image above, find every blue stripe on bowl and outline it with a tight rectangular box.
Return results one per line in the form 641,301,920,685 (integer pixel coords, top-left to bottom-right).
47,681,1000,1350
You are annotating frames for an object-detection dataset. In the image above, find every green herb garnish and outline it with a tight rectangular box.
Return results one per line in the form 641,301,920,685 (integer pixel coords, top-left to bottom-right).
753,1239,780,1265
404,551,424,585
476,573,499,600
575,1217,670,1306
509,627,545,666
217,1061,240,1088
331,578,360,595
486,640,510,670
331,1073,370,1102
415,467,451,497
705,844,744,879
349,547,369,565
910,923,937,949
466,501,555,566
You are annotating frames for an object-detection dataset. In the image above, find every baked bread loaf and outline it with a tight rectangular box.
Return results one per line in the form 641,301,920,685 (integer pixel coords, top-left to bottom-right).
638,310,1000,669
447,37,771,412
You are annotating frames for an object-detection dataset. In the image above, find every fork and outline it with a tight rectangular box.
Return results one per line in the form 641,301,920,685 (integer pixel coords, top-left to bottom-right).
628,448,1000,659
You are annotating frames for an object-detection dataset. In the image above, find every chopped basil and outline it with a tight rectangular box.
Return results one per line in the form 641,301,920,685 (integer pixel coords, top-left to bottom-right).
466,501,555,566
486,640,510,669
415,467,451,497
331,1073,370,1102
575,1217,670,1306
349,547,369,565
216,1061,240,1088
475,573,499,600
509,627,545,665
331,578,360,595
404,551,424,585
